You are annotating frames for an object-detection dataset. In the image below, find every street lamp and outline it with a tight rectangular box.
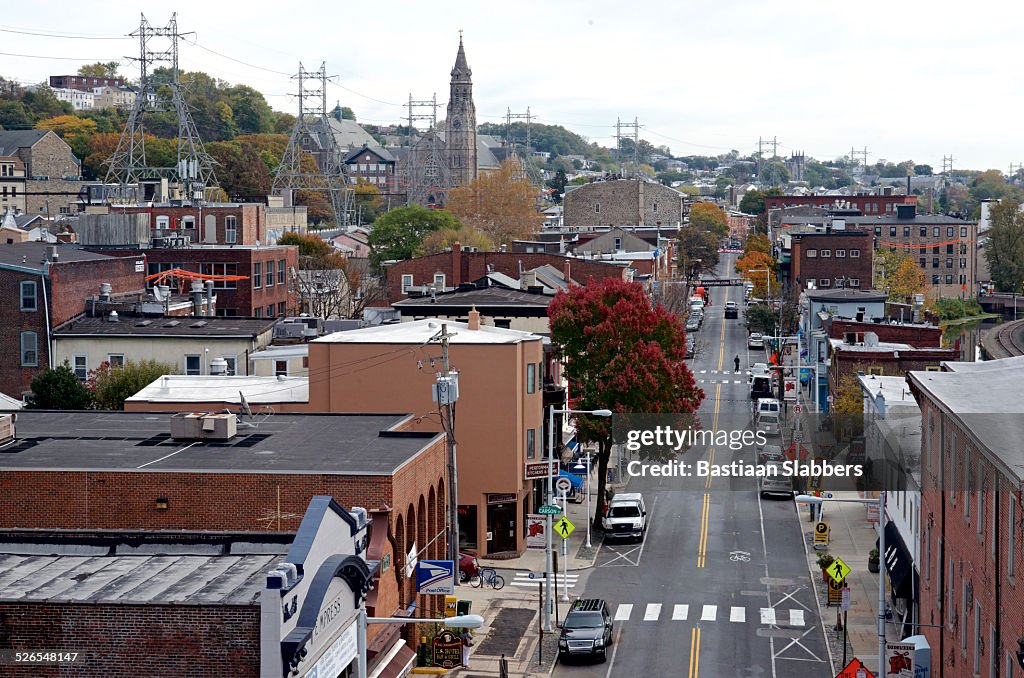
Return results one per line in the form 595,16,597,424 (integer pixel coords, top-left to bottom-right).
357,611,484,678
545,406,612,631
795,493,887,674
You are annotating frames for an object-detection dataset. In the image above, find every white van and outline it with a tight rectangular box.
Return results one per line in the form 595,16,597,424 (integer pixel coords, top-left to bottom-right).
756,398,781,420
602,493,647,542
689,296,705,311
757,412,781,437
760,461,794,498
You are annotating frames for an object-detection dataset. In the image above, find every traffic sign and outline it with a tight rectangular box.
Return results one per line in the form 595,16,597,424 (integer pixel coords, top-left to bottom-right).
841,587,851,611
555,477,572,496
794,404,803,415
554,516,576,539
827,557,851,583
814,521,830,548
537,504,562,515
835,658,875,678
828,577,844,605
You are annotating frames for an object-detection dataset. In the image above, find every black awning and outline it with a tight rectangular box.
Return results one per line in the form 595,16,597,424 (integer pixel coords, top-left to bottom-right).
878,521,915,600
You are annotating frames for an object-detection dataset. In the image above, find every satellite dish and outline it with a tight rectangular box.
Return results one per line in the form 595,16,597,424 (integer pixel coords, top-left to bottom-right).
239,391,253,419
152,285,169,302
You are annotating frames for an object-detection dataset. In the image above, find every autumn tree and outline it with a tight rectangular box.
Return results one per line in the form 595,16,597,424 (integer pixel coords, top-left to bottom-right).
447,159,542,245
78,62,119,78
549,278,704,528
368,205,462,269
735,250,777,299
688,202,729,238
985,199,1024,293
743,233,772,256
875,250,926,303
677,227,719,278
418,226,494,255
35,115,98,139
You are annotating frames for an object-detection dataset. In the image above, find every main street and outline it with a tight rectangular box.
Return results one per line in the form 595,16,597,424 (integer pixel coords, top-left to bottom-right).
554,253,833,678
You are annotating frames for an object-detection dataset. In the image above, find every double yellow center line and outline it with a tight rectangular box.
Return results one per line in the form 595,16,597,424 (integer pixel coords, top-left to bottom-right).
689,627,702,677
697,285,729,568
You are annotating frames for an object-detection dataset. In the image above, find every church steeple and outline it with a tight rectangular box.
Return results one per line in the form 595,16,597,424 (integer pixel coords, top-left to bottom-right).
446,32,477,187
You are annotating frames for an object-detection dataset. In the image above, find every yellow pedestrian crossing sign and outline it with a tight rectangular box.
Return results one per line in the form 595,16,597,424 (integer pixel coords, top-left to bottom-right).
827,556,851,583
554,516,575,539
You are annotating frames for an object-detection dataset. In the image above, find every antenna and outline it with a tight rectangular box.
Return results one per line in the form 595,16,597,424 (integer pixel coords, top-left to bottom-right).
239,391,253,419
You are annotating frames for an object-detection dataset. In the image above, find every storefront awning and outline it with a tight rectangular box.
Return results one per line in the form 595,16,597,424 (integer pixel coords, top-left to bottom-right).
558,470,584,490
879,521,916,600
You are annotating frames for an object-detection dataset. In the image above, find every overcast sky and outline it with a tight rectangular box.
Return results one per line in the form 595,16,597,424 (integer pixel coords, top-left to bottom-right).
5,0,1022,172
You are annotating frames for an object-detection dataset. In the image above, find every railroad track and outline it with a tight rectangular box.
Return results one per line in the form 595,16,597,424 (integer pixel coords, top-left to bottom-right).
984,319,1024,358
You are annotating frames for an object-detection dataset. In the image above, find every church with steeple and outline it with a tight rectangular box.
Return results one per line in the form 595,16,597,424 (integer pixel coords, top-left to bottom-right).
444,35,478,188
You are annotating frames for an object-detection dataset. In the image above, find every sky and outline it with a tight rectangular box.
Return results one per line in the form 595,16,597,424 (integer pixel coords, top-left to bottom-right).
4,0,1024,172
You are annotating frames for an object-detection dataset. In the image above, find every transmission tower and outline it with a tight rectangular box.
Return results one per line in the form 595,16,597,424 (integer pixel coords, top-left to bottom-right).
615,117,640,176
504,107,543,186
104,13,218,204
401,94,452,207
272,63,353,228
942,155,955,175
759,136,781,186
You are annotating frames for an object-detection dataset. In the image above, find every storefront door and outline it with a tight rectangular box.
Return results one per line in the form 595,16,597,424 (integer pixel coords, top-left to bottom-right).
487,500,517,554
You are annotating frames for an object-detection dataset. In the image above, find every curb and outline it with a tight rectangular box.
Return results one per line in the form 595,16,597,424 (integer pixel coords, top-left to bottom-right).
798,501,836,677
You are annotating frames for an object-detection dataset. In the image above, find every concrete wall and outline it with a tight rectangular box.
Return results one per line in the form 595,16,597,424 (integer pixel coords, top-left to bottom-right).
563,179,685,228
24,178,86,216
53,335,270,376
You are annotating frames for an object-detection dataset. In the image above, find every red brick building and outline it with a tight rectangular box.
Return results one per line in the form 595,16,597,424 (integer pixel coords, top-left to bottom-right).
824,317,943,348
908,357,1024,678
385,242,628,303
0,242,146,398
790,229,873,295
766,194,916,215
114,203,270,246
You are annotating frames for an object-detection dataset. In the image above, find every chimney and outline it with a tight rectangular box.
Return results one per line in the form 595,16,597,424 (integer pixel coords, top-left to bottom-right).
467,305,481,331
521,270,538,289
906,175,911,195
99,282,112,302
205,280,214,317
191,281,204,317
564,260,572,286
452,241,462,287
47,245,58,262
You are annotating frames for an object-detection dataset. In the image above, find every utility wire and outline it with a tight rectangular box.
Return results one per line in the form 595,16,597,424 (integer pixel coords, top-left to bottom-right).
0,25,130,40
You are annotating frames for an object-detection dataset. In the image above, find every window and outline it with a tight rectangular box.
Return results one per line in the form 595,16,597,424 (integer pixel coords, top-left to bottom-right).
920,246,927,254
278,260,286,285
182,216,195,232
850,249,860,257
107,354,124,368
920,258,927,268
874,226,882,236
73,354,88,380
890,227,897,237
266,304,275,317
948,558,955,625
849,278,860,287
934,227,941,237
932,275,940,285
948,227,955,238
977,466,985,537
225,216,237,243
973,602,981,671
265,261,274,287
526,428,536,459
945,275,953,284
805,279,815,288
527,363,536,394
818,278,831,287
595,203,601,214
614,237,622,250
20,331,37,366
302,356,309,369
434,273,446,289
255,307,263,318
275,360,288,377
401,274,414,292
925,523,931,583
278,301,286,315
960,258,967,269
20,281,37,311
185,355,201,376
1011,495,1017,578
933,258,939,268
222,356,236,376
961,581,968,655
836,249,846,258
903,227,911,237
820,249,831,257
805,248,818,258
946,258,953,269
961,226,968,238
920,226,928,237
965,447,972,519
253,262,262,288
200,263,238,289
156,215,170,229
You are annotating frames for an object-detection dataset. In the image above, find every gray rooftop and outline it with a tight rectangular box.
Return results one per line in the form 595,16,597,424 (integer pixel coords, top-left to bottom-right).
394,287,553,310
55,315,278,338
3,411,441,475
0,130,50,155
0,241,119,272
806,289,888,302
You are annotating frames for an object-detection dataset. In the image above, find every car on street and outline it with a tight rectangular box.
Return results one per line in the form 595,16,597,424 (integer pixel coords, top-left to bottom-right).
686,336,695,358
748,332,764,349
559,598,614,663
602,492,647,542
757,443,785,464
756,397,781,420
458,552,479,583
724,301,739,319
760,461,794,498
757,412,780,437
686,316,701,332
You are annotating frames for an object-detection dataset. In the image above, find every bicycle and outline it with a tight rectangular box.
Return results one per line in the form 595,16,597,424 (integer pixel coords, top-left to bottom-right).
470,567,505,590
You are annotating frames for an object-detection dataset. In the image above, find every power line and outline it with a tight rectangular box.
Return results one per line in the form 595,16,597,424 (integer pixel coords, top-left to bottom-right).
0,50,122,61
184,38,291,76
0,24,130,39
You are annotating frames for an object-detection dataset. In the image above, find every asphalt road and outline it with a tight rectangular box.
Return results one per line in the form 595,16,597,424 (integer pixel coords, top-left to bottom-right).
554,254,833,678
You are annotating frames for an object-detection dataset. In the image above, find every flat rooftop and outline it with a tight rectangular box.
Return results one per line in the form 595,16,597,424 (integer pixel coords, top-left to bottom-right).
314,318,542,345
55,316,277,337
3,411,440,475
0,242,123,272
394,287,554,309
128,375,309,404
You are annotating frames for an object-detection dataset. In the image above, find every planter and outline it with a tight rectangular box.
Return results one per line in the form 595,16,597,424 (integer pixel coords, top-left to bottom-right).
867,559,880,574
821,568,832,583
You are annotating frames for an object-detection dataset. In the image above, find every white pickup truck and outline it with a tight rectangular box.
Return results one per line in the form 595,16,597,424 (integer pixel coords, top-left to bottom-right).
601,493,647,542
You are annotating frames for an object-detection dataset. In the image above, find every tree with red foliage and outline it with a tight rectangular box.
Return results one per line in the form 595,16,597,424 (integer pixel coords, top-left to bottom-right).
548,278,704,528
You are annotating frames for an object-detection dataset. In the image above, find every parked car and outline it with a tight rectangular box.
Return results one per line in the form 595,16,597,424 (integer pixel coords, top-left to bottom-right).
601,492,647,542
748,333,764,349
749,374,774,401
760,461,794,498
458,552,479,583
756,398,781,420
757,412,780,437
686,316,701,332
686,336,695,358
724,301,739,319
559,599,614,663
757,443,785,464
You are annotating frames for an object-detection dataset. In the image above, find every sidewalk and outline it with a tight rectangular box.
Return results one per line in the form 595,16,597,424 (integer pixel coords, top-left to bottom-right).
798,493,904,676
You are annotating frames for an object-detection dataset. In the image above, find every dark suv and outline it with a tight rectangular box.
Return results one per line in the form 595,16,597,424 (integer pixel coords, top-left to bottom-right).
559,599,614,663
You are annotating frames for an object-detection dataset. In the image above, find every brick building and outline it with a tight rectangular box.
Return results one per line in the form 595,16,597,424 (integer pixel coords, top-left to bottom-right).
827,338,957,401
790,228,873,294
563,178,686,228
384,242,627,304
100,244,299,318
49,74,126,91
113,202,288,246
0,155,26,214
765,193,916,215
824,316,943,348
0,242,146,398
908,356,1024,678
0,130,80,179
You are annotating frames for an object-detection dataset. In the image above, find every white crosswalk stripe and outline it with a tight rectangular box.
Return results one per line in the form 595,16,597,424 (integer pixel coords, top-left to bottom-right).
701,605,717,621
603,602,812,627
790,609,804,626
510,573,577,588
760,607,776,625
730,606,745,623
614,604,633,621
672,604,688,620
644,603,662,621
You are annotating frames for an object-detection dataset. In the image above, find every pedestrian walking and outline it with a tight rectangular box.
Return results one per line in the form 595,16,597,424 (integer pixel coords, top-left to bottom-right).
460,629,474,668
734,354,741,372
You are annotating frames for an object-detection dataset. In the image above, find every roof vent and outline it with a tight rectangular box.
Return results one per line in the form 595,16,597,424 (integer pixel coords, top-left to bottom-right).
135,319,153,327
190,320,208,328
163,320,180,328
107,310,119,322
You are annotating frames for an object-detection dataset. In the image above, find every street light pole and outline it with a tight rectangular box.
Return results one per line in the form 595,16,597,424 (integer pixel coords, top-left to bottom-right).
357,610,484,678
585,451,592,548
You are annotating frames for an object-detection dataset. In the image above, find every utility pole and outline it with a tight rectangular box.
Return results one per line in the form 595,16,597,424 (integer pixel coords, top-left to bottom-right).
431,324,461,570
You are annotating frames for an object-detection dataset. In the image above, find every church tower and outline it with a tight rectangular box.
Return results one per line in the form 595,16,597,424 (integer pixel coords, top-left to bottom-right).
445,35,477,187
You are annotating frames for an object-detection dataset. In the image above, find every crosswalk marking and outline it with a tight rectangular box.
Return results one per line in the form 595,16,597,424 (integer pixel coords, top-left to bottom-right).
644,603,662,621
604,602,811,627
510,573,577,589
790,609,804,626
672,604,689,620
614,604,633,621
760,608,776,625
701,605,717,621
730,606,745,623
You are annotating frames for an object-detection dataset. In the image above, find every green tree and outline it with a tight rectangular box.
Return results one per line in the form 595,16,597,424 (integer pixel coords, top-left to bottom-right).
90,360,176,410
986,199,1024,293
26,363,93,410
78,62,119,78
677,227,720,277
546,168,568,201
368,205,462,268
739,189,766,215
0,100,33,129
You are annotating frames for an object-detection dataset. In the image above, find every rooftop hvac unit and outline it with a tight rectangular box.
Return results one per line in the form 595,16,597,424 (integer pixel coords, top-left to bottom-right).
0,414,14,446
273,323,305,340
170,412,238,441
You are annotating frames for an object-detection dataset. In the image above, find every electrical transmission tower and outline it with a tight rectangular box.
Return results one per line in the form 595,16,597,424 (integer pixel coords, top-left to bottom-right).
104,13,218,204
272,62,353,228
942,155,955,175
615,117,640,176
402,94,452,207
758,136,781,186
504,107,543,186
